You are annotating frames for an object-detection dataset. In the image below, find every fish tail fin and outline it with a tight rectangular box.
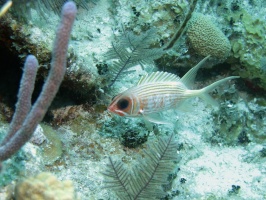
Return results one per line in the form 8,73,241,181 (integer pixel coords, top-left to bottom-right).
198,76,239,106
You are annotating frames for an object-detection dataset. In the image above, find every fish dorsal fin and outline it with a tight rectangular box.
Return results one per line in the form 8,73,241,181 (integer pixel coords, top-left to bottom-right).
180,55,210,89
137,71,180,85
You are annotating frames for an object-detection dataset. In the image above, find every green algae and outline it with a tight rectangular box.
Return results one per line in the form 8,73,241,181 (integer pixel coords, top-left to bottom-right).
229,9,266,87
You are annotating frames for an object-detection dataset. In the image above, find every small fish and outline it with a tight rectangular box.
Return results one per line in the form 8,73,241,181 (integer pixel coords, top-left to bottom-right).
108,56,239,124
0,1,12,18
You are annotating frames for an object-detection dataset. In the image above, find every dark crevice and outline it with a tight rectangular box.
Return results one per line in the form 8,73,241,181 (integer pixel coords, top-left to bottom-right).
0,44,22,107
0,45,96,123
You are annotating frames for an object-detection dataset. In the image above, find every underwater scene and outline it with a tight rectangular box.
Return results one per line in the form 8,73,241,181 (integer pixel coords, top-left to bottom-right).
0,0,266,199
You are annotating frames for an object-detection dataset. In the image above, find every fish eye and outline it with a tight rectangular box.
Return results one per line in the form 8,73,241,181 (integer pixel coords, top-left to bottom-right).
117,98,129,110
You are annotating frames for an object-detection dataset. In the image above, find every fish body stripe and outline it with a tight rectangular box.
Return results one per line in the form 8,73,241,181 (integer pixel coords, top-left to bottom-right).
130,94,140,116
128,82,189,115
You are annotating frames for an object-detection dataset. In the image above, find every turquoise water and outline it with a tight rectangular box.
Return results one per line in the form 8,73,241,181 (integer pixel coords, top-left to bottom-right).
0,0,266,199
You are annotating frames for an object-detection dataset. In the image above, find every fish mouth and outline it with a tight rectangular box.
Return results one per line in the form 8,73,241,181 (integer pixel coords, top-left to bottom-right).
114,109,128,116
107,106,128,117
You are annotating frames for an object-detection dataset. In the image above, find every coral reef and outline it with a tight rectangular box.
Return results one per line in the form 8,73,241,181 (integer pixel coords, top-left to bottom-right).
0,0,266,199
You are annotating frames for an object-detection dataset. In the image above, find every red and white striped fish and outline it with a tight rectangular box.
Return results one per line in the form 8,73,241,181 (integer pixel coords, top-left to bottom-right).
108,56,239,124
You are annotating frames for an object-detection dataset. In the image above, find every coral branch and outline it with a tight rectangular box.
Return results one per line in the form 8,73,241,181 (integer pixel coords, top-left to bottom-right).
0,1,77,164
0,55,38,145
164,0,198,50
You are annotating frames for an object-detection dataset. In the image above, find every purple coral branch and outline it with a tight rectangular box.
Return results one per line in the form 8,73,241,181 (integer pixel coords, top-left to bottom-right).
1,55,38,145
0,1,77,163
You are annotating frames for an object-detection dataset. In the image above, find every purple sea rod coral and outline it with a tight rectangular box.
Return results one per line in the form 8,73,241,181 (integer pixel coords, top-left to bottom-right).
0,1,77,168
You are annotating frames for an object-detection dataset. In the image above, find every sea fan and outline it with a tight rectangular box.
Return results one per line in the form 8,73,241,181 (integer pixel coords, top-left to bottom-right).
105,28,165,86
103,133,181,199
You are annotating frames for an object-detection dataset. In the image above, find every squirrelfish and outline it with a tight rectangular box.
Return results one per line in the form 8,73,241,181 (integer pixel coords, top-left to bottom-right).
108,56,239,124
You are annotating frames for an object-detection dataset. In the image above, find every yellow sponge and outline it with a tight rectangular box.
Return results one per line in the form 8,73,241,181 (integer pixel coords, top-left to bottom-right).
15,172,75,200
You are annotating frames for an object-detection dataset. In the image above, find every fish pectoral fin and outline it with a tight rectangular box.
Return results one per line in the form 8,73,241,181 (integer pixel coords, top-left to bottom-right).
176,99,194,113
143,113,172,125
143,119,153,131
